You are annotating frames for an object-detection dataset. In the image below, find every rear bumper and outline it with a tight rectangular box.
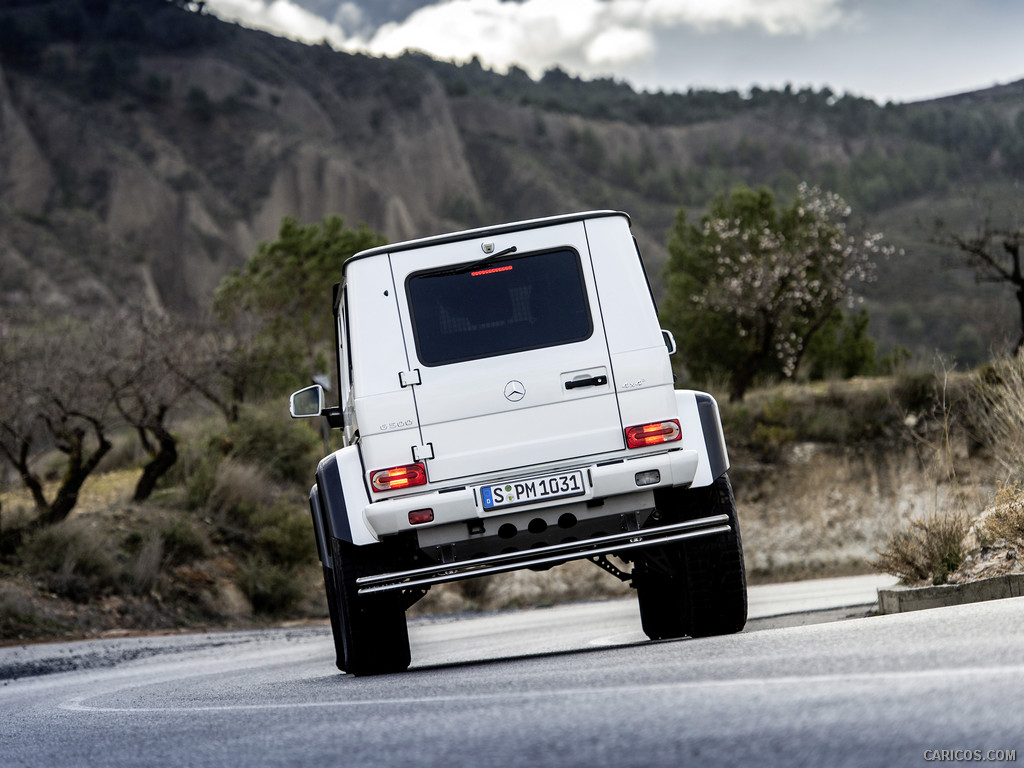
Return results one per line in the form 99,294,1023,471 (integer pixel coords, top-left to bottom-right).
355,512,731,594
363,447,700,539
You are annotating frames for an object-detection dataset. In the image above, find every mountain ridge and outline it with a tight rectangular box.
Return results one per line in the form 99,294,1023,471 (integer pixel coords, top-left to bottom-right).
1,0,1022,362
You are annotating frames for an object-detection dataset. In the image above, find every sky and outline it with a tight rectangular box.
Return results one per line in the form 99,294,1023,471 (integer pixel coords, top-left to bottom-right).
201,0,1024,104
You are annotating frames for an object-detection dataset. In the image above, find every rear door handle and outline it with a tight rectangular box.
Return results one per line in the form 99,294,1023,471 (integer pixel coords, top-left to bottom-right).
564,375,608,390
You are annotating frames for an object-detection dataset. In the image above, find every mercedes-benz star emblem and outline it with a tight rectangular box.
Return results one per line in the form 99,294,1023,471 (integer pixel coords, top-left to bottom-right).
504,380,526,402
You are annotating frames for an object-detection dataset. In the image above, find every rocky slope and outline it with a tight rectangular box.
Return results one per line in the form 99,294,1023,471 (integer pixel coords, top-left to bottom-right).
2,0,1023,358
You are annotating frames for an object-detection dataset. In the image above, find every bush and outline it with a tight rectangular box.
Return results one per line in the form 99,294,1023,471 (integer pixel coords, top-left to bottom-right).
750,422,796,462
982,485,1024,546
129,532,163,595
226,406,321,485
209,458,275,520
971,353,1024,481
19,522,122,602
0,585,69,639
892,369,939,414
873,512,968,585
252,502,314,568
160,517,209,565
171,434,230,511
237,557,304,615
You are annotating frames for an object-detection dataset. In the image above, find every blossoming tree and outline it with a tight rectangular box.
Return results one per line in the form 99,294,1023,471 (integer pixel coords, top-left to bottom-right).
663,183,893,401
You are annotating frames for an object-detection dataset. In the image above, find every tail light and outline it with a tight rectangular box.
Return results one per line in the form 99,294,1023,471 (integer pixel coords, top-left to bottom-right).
370,463,427,492
625,420,681,449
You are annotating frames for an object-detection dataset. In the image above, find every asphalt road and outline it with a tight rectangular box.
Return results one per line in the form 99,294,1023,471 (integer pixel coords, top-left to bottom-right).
2,576,1022,768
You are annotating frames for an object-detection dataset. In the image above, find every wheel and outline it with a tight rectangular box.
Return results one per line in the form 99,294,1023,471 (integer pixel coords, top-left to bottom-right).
679,474,747,637
325,537,411,676
633,473,747,640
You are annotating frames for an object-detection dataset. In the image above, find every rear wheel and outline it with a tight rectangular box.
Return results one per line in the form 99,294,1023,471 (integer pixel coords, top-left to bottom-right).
325,537,411,676
634,473,747,640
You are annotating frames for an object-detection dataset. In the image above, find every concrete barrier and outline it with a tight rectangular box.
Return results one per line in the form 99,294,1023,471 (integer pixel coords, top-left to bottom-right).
877,573,1024,614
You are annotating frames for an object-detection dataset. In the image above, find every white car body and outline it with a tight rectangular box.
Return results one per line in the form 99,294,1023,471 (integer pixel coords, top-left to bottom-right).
291,210,744,674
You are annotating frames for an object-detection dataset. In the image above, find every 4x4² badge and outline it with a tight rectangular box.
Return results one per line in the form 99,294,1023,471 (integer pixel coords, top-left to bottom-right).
504,380,526,402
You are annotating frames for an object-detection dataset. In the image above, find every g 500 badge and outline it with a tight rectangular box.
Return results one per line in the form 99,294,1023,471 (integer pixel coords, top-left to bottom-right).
379,419,414,431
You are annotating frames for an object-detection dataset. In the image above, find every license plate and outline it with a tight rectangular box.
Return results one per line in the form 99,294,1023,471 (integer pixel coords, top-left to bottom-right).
480,470,586,510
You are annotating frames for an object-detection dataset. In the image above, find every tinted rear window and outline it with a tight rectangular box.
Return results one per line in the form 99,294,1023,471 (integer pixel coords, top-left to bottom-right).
406,248,593,366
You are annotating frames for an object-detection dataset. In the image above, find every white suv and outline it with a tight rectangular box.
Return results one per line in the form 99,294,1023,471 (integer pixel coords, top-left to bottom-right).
290,210,746,675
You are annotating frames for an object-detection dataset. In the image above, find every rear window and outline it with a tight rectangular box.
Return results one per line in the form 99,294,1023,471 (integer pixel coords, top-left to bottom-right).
406,248,593,366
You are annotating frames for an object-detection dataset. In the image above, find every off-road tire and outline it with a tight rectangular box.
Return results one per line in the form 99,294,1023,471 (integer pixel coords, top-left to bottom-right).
634,473,747,640
326,537,411,676
679,474,747,636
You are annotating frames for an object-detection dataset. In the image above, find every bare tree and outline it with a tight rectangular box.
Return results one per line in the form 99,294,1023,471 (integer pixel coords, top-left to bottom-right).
98,310,192,502
163,311,272,425
936,216,1024,352
0,319,116,529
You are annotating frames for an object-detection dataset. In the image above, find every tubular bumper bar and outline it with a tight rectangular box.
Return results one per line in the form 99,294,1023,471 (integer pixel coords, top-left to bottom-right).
356,514,731,595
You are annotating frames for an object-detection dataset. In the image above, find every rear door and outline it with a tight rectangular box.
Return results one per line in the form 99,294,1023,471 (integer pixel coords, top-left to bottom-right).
390,220,625,482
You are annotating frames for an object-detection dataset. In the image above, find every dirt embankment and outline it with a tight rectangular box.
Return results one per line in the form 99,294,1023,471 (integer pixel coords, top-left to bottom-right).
0,422,999,642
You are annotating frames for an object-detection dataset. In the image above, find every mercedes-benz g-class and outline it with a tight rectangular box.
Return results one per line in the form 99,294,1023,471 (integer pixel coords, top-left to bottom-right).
290,210,746,675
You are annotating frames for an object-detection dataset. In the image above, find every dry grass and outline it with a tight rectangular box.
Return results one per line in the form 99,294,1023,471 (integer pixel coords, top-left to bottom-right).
733,435,988,584
971,353,1024,481
872,511,969,585
209,458,278,517
0,468,141,522
980,484,1024,547
0,371,1008,639
18,520,123,602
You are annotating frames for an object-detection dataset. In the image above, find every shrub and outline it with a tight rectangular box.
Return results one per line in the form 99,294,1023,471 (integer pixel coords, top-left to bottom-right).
892,369,938,415
0,585,69,640
171,434,229,511
226,406,321,485
129,532,163,595
750,422,796,462
971,353,1024,481
160,517,209,565
209,458,275,520
749,395,796,460
19,522,122,602
873,512,968,585
982,485,1024,546
252,502,314,568
237,557,304,615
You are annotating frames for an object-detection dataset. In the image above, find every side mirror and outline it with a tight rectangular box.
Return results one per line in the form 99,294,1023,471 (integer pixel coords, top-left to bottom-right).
290,384,325,418
661,329,677,355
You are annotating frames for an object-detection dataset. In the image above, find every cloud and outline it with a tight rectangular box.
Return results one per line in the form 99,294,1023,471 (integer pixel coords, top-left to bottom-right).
585,26,655,68
206,0,848,80
352,0,847,75
636,0,846,34
204,0,350,46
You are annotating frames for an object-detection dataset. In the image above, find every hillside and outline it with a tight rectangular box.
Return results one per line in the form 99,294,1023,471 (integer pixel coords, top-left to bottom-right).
1,0,1023,361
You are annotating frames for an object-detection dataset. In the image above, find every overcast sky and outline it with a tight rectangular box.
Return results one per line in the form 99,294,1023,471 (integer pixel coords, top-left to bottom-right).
202,0,1024,104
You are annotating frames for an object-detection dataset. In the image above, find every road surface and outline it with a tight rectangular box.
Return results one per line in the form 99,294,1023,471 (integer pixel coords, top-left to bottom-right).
2,575,1021,768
